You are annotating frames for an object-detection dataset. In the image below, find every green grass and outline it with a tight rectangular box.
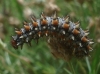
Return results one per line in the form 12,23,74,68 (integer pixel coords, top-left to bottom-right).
0,0,100,74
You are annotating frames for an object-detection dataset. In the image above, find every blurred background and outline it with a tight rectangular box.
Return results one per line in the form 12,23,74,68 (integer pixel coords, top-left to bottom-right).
0,0,100,74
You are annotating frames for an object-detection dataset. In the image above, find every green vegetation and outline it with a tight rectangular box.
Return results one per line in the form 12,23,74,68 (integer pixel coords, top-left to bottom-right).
0,0,100,74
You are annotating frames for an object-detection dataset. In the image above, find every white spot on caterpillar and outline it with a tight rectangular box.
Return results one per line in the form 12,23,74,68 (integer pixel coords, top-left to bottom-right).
43,26,46,29
29,32,32,35
71,36,74,40
38,34,41,37
79,43,82,47
53,27,56,30
35,28,38,31
20,36,24,38
45,33,48,36
89,42,94,45
62,30,65,34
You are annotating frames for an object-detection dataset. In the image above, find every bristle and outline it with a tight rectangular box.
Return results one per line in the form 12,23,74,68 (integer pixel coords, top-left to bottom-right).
41,12,46,19
23,21,28,25
62,23,69,30
53,11,57,19
52,19,59,26
24,25,30,31
32,21,38,27
75,21,80,28
41,19,48,25
72,29,80,35
12,36,17,40
65,15,70,23
89,42,94,45
31,16,36,22
15,31,22,35
84,32,89,36
87,45,93,51
31,16,38,27
81,36,89,42
84,29,89,33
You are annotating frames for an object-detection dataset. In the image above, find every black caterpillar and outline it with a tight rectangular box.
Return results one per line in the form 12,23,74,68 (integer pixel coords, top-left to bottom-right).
11,12,94,60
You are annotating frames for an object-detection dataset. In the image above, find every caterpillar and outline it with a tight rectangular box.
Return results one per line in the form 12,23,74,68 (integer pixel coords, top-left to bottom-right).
11,12,94,60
